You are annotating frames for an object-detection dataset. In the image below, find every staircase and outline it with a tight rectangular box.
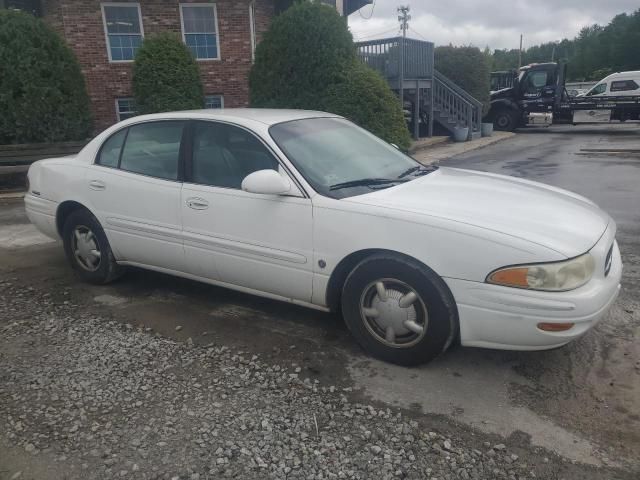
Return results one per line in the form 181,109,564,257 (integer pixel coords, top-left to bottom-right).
431,70,482,140
355,37,483,141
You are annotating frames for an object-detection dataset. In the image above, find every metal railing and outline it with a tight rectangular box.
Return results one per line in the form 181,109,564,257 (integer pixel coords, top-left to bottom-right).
433,70,483,138
356,37,434,80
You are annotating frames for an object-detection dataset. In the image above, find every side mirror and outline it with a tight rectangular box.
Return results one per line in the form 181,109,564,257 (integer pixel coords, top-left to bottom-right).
241,169,291,195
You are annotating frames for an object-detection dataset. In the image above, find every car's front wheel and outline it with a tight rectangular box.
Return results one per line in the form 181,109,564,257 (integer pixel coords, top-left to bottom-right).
62,209,124,284
341,253,457,366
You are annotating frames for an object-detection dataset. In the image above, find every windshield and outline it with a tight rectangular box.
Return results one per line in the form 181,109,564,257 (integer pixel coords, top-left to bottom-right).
269,117,432,199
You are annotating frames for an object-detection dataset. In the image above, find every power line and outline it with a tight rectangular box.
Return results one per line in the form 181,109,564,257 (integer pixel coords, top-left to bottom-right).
408,26,428,41
358,0,376,20
353,27,398,41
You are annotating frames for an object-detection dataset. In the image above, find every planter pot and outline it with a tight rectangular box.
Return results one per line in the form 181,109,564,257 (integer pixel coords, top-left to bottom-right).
452,127,469,143
481,122,494,137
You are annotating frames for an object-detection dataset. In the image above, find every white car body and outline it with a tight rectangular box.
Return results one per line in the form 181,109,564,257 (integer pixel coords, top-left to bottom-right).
25,109,622,351
580,71,640,97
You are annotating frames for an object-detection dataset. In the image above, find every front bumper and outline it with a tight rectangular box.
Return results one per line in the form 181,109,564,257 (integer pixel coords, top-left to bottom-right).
445,227,622,351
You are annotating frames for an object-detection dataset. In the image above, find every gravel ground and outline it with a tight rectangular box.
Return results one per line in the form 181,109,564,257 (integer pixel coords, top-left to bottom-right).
2,278,633,480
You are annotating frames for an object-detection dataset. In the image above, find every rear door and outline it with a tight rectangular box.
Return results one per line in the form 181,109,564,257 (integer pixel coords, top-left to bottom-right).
180,120,314,302
86,120,186,272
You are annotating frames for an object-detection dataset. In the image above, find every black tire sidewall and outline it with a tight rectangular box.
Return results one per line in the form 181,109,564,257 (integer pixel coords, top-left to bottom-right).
495,109,515,131
341,254,457,366
62,209,120,284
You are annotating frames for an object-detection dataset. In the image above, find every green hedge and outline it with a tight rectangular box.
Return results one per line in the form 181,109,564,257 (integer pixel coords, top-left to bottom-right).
133,33,204,114
435,46,491,115
250,2,410,149
0,10,92,144
325,62,411,148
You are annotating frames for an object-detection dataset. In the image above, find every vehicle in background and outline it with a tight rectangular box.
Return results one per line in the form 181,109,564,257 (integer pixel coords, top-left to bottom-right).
487,62,640,131
567,88,587,97
579,71,640,97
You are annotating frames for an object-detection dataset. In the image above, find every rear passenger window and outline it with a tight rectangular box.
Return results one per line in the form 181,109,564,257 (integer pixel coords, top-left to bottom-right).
120,122,185,181
190,121,279,189
610,80,639,92
97,128,127,168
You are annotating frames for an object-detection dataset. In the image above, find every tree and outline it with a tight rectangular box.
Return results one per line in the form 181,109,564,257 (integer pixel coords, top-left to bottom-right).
488,8,640,81
435,46,491,114
133,33,203,114
250,2,411,149
0,10,92,144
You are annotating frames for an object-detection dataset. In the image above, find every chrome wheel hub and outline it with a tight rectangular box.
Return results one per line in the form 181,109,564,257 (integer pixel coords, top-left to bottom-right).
360,278,428,348
72,225,101,272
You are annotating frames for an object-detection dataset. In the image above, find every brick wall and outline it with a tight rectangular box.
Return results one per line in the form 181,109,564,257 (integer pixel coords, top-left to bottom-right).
43,0,275,132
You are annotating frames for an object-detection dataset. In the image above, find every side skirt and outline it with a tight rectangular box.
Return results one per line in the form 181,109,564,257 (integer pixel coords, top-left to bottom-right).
116,261,331,313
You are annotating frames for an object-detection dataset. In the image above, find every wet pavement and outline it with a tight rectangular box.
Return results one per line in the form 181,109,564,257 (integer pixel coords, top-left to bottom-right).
1,124,639,478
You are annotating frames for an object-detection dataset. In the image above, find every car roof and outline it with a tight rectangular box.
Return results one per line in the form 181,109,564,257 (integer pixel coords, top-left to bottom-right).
120,108,341,128
600,71,640,81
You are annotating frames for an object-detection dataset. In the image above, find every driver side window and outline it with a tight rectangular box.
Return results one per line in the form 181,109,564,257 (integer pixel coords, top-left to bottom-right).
524,71,549,94
588,83,607,96
189,121,279,189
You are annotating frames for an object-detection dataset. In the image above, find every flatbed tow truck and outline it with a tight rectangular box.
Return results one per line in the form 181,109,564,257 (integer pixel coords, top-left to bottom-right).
486,62,640,131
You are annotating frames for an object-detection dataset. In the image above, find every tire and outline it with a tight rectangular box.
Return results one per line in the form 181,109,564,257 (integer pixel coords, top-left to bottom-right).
341,253,458,366
62,209,124,285
493,108,517,131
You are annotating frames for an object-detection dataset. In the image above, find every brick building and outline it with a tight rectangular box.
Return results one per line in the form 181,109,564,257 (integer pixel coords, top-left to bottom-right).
1,0,372,132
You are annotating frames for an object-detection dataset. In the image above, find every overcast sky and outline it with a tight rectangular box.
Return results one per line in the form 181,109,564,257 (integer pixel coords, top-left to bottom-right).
347,0,639,50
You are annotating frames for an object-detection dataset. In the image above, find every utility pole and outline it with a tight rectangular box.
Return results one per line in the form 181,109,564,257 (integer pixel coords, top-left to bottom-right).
398,5,410,108
551,43,556,62
518,34,523,68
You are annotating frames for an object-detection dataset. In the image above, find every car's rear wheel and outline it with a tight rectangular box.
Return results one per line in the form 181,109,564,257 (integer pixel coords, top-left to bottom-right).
341,253,457,366
62,209,124,284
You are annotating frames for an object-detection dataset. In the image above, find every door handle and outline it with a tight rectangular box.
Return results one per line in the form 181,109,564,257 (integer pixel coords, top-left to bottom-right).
89,180,106,191
186,197,209,210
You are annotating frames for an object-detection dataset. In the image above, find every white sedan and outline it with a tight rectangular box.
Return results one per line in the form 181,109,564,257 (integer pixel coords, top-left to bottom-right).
25,109,622,365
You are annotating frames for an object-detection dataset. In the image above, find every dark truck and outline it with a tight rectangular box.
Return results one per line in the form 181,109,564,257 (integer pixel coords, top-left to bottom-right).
486,62,640,131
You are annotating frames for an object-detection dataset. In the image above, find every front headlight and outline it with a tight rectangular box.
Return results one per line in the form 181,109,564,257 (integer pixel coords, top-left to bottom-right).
487,253,595,291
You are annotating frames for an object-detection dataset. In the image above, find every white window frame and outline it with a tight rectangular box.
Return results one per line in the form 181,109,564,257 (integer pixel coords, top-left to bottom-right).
115,97,137,122
249,1,256,62
101,2,144,63
204,95,224,109
179,3,221,61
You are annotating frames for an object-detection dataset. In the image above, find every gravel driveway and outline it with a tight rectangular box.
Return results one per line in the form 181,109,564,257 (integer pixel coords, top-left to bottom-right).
1,277,632,480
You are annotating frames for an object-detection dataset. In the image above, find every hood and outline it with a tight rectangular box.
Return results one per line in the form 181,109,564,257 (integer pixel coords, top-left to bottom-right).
490,87,515,101
348,167,609,258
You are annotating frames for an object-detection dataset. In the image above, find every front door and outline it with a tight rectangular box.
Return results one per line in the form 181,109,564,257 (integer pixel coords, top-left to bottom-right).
86,120,186,272
180,120,314,302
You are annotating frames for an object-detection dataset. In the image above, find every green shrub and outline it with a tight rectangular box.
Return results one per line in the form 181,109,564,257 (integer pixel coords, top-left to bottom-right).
133,33,203,114
0,10,92,144
250,2,410,149
435,46,491,115
325,62,411,148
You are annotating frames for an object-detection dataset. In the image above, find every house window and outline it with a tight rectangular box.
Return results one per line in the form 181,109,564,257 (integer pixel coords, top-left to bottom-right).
101,3,144,62
204,95,224,109
180,4,220,60
116,98,137,121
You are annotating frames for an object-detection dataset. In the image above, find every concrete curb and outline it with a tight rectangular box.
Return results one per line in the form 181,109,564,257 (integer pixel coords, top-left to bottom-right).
412,132,516,165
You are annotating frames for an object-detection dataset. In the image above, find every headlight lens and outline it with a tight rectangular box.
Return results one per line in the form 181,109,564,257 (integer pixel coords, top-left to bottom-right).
487,253,595,291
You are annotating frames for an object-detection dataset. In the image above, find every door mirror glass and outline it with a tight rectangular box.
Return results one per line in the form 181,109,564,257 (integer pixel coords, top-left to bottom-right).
242,169,291,195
